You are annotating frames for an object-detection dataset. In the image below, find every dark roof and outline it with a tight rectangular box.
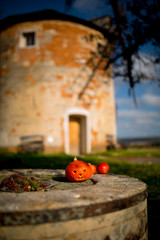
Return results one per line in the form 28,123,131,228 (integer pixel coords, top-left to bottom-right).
0,9,107,35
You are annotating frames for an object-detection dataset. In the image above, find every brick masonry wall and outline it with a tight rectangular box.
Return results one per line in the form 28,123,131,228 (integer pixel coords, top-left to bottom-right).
0,19,117,153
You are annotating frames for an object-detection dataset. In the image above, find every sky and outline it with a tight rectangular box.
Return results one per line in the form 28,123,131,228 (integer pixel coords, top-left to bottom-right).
0,0,160,139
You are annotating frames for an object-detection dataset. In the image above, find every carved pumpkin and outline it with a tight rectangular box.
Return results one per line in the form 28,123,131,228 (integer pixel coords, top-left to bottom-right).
65,157,92,182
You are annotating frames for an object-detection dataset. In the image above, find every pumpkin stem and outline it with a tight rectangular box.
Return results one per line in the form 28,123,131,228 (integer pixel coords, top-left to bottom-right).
74,156,77,161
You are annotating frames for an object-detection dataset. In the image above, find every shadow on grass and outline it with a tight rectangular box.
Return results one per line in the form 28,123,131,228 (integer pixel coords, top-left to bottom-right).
0,152,74,170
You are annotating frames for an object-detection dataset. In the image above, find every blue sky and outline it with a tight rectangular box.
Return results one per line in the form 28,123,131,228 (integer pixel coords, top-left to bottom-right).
1,0,160,139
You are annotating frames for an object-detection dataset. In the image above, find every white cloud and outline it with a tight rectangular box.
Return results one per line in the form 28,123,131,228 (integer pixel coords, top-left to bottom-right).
135,118,156,125
117,118,160,137
114,53,160,91
141,94,160,107
118,109,160,120
132,53,159,81
72,0,110,17
116,82,160,109
117,108,160,137
116,97,134,107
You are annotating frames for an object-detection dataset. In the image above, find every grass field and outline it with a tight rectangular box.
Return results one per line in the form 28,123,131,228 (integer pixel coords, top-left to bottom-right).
0,147,160,239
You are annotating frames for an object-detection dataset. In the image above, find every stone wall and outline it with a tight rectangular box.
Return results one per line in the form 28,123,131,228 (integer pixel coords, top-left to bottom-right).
0,19,117,153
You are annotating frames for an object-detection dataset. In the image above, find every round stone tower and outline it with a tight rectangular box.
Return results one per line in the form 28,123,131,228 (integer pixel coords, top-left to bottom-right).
0,10,117,154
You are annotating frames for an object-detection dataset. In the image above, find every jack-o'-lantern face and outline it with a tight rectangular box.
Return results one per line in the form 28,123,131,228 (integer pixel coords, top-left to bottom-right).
65,157,92,182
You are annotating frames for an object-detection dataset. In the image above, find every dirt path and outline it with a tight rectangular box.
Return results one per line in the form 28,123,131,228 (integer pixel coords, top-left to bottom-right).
98,156,160,165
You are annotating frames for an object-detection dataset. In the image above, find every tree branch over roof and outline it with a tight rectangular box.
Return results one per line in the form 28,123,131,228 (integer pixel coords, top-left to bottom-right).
66,0,160,106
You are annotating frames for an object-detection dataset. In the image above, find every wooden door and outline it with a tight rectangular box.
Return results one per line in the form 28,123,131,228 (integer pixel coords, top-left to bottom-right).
69,116,81,155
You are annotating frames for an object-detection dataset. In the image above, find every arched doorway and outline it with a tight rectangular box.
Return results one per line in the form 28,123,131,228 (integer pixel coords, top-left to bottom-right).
69,115,86,155
64,108,91,155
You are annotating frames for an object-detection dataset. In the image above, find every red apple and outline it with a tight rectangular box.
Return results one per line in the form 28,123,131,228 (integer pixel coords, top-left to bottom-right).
96,162,109,174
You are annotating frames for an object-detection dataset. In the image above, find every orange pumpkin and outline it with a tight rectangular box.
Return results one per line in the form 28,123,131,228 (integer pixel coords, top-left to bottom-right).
89,164,96,174
65,157,92,182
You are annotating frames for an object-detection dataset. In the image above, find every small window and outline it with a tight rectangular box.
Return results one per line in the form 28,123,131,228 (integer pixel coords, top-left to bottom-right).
20,31,36,48
23,32,35,46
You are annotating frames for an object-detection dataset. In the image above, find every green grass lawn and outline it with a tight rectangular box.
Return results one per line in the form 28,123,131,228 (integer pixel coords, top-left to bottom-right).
95,147,160,158
0,148,160,239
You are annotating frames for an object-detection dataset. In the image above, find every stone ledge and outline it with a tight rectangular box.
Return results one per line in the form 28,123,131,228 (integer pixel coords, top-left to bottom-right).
0,169,148,226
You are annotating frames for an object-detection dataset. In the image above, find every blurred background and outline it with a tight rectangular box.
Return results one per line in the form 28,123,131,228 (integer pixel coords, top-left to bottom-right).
0,0,160,146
